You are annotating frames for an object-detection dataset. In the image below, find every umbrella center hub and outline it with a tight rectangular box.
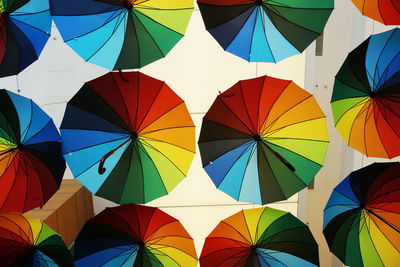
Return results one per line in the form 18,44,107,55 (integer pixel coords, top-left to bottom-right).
250,245,258,251
369,91,380,98
121,0,134,10
255,0,264,6
131,132,138,139
1,11,9,19
253,134,262,142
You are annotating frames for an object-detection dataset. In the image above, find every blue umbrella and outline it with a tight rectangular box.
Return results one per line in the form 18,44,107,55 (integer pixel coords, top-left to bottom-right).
0,0,51,77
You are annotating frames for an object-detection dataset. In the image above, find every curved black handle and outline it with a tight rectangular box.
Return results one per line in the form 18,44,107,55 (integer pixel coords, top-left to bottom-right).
98,157,107,174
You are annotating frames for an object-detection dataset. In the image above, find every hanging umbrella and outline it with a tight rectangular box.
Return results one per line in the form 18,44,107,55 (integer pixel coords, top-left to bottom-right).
0,212,73,266
0,0,51,77
200,207,319,266
331,28,400,159
60,71,195,204
199,75,329,204
197,0,333,63
50,0,193,70
350,0,400,25
0,89,65,213
323,162,400,267
74,204,197,266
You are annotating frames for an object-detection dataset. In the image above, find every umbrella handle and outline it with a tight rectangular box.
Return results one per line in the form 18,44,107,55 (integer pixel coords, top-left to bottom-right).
98,138,132,174
268,146,296,172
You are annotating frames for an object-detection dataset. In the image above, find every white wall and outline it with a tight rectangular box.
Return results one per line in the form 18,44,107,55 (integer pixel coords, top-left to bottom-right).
0,4,308,260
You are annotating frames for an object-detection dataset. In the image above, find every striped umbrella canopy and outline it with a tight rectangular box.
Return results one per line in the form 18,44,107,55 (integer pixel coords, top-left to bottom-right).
350,0,400,25
197,0,333,62
200,207,319,266
0,0,51,77
0,89,65,213
331,28,400,158
61,71,195,204
74,204,198,266
199,75,329,204
0,213,73,266
324,162,400,267
50,0,194,70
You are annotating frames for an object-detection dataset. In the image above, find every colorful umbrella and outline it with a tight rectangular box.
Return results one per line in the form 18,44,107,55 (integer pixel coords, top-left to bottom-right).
350,0,400,25
199,75,328,204
200,207,319,266
331,28,400,159
74,204,197,266
0,89,65,213
323,162,400,267
0,0,51,77
0,212,73,266
197,0,333,63
61,71,195,204
50,0,193,70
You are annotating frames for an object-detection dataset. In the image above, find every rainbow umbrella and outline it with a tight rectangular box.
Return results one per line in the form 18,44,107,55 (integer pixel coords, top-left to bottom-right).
332,28,400,158
200,207,319,266
0,89,65,213
0,213,73,266
350,0,400,25
61,71,195,204
0,0,51,77
199,75,329,204
324,162,400,267
197,0,333,63
74,204,197,266
50,0,193,70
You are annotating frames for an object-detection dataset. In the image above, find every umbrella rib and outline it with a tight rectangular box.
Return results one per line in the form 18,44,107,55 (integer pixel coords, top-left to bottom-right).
370,30,396,91
366,209,400,233
332,97,368,127
64,135,129,154
262,95,313,135
259,10,277,62
257,249,291,267
85,11,127,61
217,95,254,135
19,100,34,144
139,138,186,176
9,10,50,35
363,213,387,265
219,221,253,245
368,211,400,251
108,71,136,132
140,125,194,135
137,101,184,133
22,120,52,146
135,81,164,132
256,76,266,131
376,99,400,137
238,81,256,132
236,144,257,201
264,116,326,138
130,10,165,57
334,75,370,95
132,7,187,36
117,142,135,203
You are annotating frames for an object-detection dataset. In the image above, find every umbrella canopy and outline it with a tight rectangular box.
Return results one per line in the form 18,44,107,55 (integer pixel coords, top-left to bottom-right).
323,162,400,267
0,0,51,77
0,212,73,266
331,28,400,159
197,0,333,63
50,0,193,70
350,0,400,25
0,89,65,213
61,71,195,204
200,207,319,266
74,204,197,266
199,75,328,204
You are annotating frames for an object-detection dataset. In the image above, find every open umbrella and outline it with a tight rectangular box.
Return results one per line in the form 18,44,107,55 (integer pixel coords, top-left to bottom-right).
200,207,319,266
74,204,198,266
61,71,195,204
324,162,400,267
50,0,193,70
350,0,400,25
0,89,65,213
0,212,73,266
0,0,51,77
197,0,333,63
331,28,400,159
199,75,328,204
